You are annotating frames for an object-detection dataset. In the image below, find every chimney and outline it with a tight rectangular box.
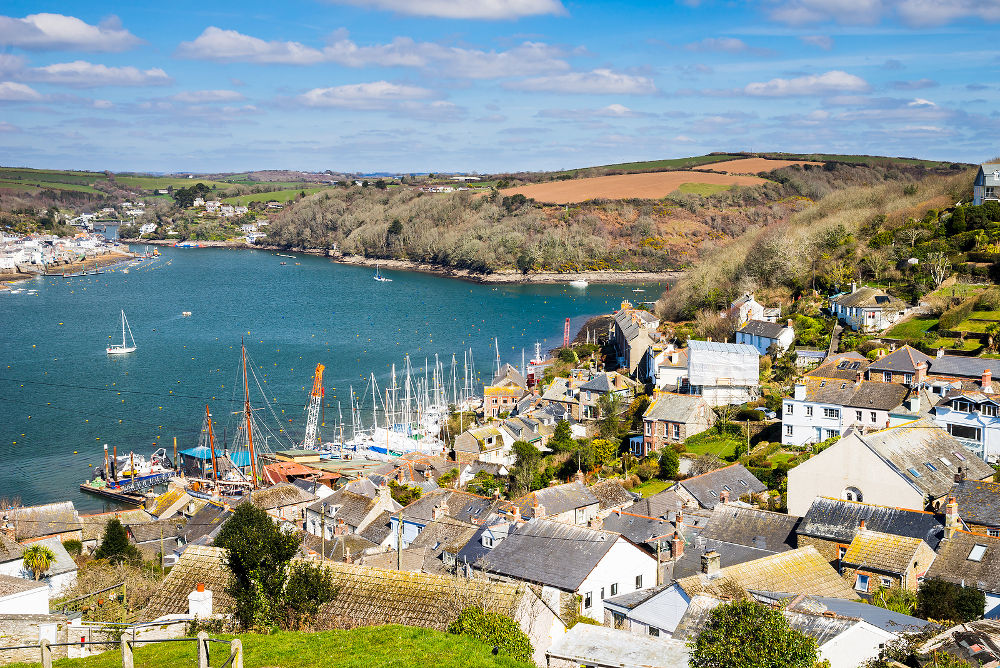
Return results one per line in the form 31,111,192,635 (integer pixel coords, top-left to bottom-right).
719,490,730,504
855,371,863,384
908,393,921,413
433,499,449,521
574,469,585,484
983,369,993,393
955,466,966,484
787,319,794,329
701,550,721,576
915,361,927,385
676,510,683,526
670,532,684,559
851,282,857,293
512,506,522,523
589,516,603,530
937,347,945,358
343,547,351,564
144,492,157,512
334,518,347,536
532,496,546,518
859,519,866,531
793,384,806,401
945,496,961,540
188,583,213,618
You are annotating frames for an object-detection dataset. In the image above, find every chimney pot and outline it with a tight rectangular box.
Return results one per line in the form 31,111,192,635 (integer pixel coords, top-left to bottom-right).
787,319,794,328
719,490,730,504
983,369,993,392
859,519,866,531
670,531,684,559
701,550,721,576
196,582,205,593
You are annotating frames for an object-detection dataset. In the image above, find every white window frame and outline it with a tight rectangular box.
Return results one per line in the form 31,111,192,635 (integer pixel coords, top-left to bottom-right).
823,407,840,419
855,574,870,591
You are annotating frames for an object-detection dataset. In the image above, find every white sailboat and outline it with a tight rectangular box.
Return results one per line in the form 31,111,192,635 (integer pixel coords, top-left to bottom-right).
106,310,136,355
374,262,392,282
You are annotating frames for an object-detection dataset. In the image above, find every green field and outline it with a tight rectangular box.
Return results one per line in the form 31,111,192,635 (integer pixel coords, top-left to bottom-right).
114,176,235,190
931,283,988,299
676,182,733,196
887,316,938,339
6,626,532,668
223,186,332,204
634,479,671,497
555,154,743,178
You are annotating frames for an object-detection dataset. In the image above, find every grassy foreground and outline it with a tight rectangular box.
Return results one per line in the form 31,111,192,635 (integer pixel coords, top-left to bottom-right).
9,626,534,668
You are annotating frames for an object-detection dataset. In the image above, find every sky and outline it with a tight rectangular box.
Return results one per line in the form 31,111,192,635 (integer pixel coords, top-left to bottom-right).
0,0,997,174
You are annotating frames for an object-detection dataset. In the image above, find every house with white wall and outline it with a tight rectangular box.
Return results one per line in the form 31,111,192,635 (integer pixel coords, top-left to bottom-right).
781,377,913,446
735,319,794,356
830,285,906,332
681,340,759,406
973,162,1000,205
931,382,1000,464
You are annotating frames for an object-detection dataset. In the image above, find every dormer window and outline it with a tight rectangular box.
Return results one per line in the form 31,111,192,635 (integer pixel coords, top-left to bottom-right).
953,400,973,413
984,404,998,417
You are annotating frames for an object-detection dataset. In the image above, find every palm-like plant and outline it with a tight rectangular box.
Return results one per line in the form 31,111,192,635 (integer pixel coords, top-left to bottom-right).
22,544,55,581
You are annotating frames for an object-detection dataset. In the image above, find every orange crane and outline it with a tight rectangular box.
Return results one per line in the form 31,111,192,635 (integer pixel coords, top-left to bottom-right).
303,363,325,449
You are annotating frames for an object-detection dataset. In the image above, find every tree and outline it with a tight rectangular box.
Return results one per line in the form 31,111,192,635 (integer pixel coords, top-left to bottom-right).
947,207,966,235
94,519,141,564
22,544,55,581
592,439,619,468
510,440,542,493
467,471,503,497
597,393,623,441
689,599,818,668
549,420,574,452
870,586,917,616
448,607,533,664
281,561,337,630
214,502,301,629
658,447,680,479
387,219,403,237
388,480,421,506
916,578,985,622
926,251,952,287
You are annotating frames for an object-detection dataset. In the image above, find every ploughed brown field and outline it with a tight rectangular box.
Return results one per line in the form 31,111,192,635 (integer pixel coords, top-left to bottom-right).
694,157,823,174
498,170,767,204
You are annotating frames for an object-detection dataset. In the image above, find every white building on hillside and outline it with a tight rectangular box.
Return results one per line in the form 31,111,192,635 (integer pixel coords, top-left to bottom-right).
682,340,759,406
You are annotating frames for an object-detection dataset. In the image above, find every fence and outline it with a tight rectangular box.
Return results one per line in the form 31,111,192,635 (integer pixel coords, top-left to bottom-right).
0,632,242,668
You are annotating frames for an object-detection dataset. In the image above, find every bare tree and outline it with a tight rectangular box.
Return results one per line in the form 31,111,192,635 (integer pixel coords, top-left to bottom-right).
926,251,951,287
900,227,926,248
861,253,889,282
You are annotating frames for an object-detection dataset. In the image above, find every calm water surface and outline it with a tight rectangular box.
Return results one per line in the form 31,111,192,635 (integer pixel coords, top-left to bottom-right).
0,247,666,510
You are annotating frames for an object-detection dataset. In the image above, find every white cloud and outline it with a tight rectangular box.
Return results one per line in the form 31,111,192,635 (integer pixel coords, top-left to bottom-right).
0,81,42,101
507,69,657,94
764,0,1000,26
178,28,568,78
0,121,18,132
323,0,566,19
93,99,113,108
908,97,936,106
799,35,834,49
0,13,140,51
298,81,434,109
0,54,25,77
537,103,649,119
23,61,171,88
171,89,245,103
685,37,775,56
744,70,869,96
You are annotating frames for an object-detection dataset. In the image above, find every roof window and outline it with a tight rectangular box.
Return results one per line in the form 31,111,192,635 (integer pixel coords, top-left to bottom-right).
739,480,749,487
969,544,988,562
907,467,922,478
723,485,731,491
820,381,827,387
953,451,967,461
939,456,952,467
924,462,938,472
708,489,716,498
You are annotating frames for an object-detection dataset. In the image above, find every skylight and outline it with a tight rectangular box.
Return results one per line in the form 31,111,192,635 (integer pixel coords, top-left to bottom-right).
939,456,952,467
907,467,922,478
969,544,988,562
924,462,938,472
953,451,967,461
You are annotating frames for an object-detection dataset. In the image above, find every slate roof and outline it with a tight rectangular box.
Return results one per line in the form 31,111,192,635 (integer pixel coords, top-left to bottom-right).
832,287,906,310
699,505,800,553
491,363,527,390
513,481,599,519
643,393,713,424
920,619,1000,668
866,345,931,375
313,561,527,631
668,534,778,581
856,419,994,499
614,308,657,345
778,593,932,633
628,490,684,520
180,502,231,545
300,533,377,562
80,509,154,543
0,573,46,597
677,464,767,509
546,624,689,668
925,531,1000,592
806,353,868,380
589,481,635,510
139,545,233,621
929,354,1000,380
481,518,622,591
147,487,191,518
675,546,858,600
249,482,317,510
407,516,479,558
310,490,373,527
126,517,188,544
32,537,76,577
600,511,674,548
796,377,910,411
401,489,496,525
686,339,759,355
841,529,927,574
11,501,81,541
797,497,945,550
0,534,25,564
737,320,788,339
358,510,394,545
950,479,1000,528
603,583,672,610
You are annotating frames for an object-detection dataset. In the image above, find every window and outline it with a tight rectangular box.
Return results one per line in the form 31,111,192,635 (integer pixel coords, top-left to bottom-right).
969,545,988,562
648,627,660,637
610,583,618,596
884,372,892,382
584,592,592,609
948,424,982,442
785,425,794,437
838,546,847,561
880,577,892,588
984,404,998,417
820,381,827,387
600,587,605,600
806,406,813,417
841,383,847,390
673,423,680,440
939,456,952,467
924,462,938,472
953,400,973,413
843,487,863,503
738,479,749,487
823,408,840,419
953,451,967,461
708,489,716,498
856,410,863,422
786,404,794,415
907,467,922,478
723,485,731,492
636,575,643,589
482,535,494,548
871,412,877,422
988,529,999,537
644,422,651,436
827,429,840,439
855,574,870,592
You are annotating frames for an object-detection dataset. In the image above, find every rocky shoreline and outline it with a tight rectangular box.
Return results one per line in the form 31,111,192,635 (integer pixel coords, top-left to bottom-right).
138,239,682,285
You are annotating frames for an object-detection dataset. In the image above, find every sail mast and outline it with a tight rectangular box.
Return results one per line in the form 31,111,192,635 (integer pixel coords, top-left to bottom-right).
206,405,218,488
242,339,258,489
121,310,126,348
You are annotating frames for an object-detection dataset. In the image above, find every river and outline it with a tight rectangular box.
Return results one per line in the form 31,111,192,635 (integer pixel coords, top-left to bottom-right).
0,247,666,511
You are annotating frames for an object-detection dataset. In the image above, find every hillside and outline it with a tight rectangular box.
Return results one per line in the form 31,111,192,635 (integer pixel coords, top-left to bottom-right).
8,626,533,668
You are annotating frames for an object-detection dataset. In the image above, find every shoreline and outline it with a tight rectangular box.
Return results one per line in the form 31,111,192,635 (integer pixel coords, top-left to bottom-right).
1,250,134,286
137,239,682,285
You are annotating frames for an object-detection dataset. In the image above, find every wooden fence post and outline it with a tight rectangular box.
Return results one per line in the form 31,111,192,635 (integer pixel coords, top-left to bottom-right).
197,631,209,668
230,638,243,668
39,639,51,668
120,638,133,668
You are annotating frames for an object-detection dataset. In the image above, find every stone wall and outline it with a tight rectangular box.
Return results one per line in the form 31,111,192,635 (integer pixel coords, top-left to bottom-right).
0,614,69,664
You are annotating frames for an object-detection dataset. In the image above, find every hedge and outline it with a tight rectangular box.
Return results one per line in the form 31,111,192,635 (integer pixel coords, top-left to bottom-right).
448,607,534,663
939,297,977,331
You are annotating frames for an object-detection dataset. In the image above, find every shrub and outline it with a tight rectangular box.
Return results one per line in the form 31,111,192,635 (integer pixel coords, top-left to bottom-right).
448,607,533,663
658,447,680,479
635,462,658,481
690,599,818,668
94,519,141,565
916,578,985,622
63,539,83,557
938,297,976,331
735,408,764,422
558,348,578,364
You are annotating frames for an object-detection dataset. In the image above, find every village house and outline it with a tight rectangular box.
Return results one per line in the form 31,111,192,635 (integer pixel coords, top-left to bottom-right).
830,284,907,332
0,536,77,597
794,496,944,567
248,482,318,525
303,484,400,539
638,392,715,457
512,479,600,524
668,464,767,510
5,502,82,543
388,489,498,550
577,371,640,420
931,371,1000,464
924,530,1000,618
973,162,1000,205
735,319,795,356
838,529,936,594
786,419,995,516
730,293,766,326
482,363,527,419
642,343,688,391
680,340,760,405
949,479,1000,536
612,302,660,376
478,517,658,622
920,619,1000,665
0,574,49,616
547,624,689,668
452,425,510,465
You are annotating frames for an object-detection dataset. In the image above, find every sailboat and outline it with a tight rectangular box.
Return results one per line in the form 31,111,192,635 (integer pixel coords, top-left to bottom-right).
374,262,392,282
106,310,137,355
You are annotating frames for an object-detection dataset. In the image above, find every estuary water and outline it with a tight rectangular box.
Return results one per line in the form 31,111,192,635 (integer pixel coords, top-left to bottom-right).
0,247,666,511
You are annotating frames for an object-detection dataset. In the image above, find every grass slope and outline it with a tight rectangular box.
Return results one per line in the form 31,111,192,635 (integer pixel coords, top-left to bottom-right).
9,626,533,668
556,154,742,177
222,187,331,204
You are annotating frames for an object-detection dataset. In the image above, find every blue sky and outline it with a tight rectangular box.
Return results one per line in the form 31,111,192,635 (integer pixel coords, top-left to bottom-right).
0,0,997,173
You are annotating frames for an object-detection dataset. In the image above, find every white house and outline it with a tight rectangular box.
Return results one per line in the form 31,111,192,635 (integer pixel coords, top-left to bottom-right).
139,223,157,235
481,518,658,621
735,319,795,356
0,574,49,615
0,537,77,597
973,162,1000,205
682,340,759,406
830,285,907,332
931,384,1000,464
781,378,914,446
730,293,765,327
192,197,205,207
